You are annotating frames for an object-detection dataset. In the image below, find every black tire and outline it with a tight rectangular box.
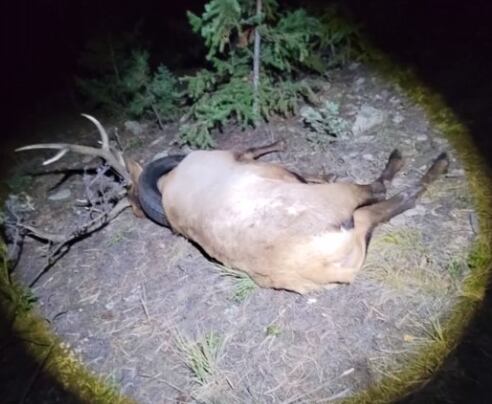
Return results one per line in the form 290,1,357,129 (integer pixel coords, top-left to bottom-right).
138,155,186,226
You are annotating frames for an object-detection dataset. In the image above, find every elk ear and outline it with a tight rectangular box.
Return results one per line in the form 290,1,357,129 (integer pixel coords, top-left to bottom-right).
127,158,143,182
126,158,146,219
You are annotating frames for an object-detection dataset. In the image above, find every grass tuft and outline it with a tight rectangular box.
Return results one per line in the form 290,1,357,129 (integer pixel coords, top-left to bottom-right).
216,264,257,302
365,228,452,295
175,331,222,385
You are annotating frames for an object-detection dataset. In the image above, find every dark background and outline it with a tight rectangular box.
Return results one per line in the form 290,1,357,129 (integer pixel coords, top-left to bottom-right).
1,0,492,402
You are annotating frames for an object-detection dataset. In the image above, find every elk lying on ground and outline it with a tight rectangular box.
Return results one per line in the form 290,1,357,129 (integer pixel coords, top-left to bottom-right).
17,115,449,293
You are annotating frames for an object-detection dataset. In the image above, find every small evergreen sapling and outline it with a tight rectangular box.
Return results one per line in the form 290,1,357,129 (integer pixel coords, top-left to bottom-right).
180,0,326,147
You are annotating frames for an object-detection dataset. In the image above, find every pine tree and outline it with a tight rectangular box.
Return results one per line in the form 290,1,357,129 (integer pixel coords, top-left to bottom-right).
180,0,326,148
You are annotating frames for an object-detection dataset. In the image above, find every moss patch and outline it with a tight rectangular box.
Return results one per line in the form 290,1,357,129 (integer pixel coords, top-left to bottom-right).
0,242,134,404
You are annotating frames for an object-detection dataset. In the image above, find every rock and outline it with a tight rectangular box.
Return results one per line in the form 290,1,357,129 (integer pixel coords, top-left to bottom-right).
124,120,147,136
355,78,365,86
403,205,426,217
449,168,465,177
392,113,404,124
321,83,331,92
389,215,407,226
415,134,428,142
352,105,386,135
389,96,401,106
363,154,375,161
434,137,449,146
348,62,360,71
48,188,71,201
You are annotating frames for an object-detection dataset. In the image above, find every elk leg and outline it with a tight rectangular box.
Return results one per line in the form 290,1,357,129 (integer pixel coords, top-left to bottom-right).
236,139,286,161
366,149,404,202
345,149,404,209
298,149,403,187
377,149,404,184
354,152,449,236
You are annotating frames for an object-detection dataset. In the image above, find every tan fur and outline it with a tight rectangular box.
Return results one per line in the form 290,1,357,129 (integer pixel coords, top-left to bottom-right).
159,151,372,293
126,158,146,218
150,147,447,294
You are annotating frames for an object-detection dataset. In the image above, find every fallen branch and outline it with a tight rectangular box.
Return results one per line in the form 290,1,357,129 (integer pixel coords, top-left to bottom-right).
26,198,130,287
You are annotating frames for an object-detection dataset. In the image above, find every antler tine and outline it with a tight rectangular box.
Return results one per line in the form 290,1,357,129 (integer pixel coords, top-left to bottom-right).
16,115,131,183
81,113,110,151
42,148,69,165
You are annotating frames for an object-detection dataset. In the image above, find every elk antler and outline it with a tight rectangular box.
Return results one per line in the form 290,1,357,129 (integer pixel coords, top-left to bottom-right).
16,114,130,183
13,114,142,286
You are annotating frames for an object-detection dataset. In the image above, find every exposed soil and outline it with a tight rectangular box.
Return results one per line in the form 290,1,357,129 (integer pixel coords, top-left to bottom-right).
11,63,476,403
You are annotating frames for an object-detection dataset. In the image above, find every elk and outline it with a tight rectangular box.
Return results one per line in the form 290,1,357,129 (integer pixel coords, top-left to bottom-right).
17,115,449,293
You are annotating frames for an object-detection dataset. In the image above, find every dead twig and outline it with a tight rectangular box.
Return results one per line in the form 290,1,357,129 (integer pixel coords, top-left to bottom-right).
26,198,130,287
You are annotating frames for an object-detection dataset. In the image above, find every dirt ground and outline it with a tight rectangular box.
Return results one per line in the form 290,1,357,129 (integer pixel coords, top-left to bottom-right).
11,63,476,403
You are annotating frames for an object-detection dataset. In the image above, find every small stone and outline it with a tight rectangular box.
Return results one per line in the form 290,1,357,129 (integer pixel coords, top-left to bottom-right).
449,168,465,177
48,188,71,201
404,205,426,217
389,215,406,226
124,120,147,136
389,96,400,106
416,134,428,142
363,154,375,161
392,113,404,124
434,137,449,146
352,105,386,135
358,135,375,142
355,78,365,86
